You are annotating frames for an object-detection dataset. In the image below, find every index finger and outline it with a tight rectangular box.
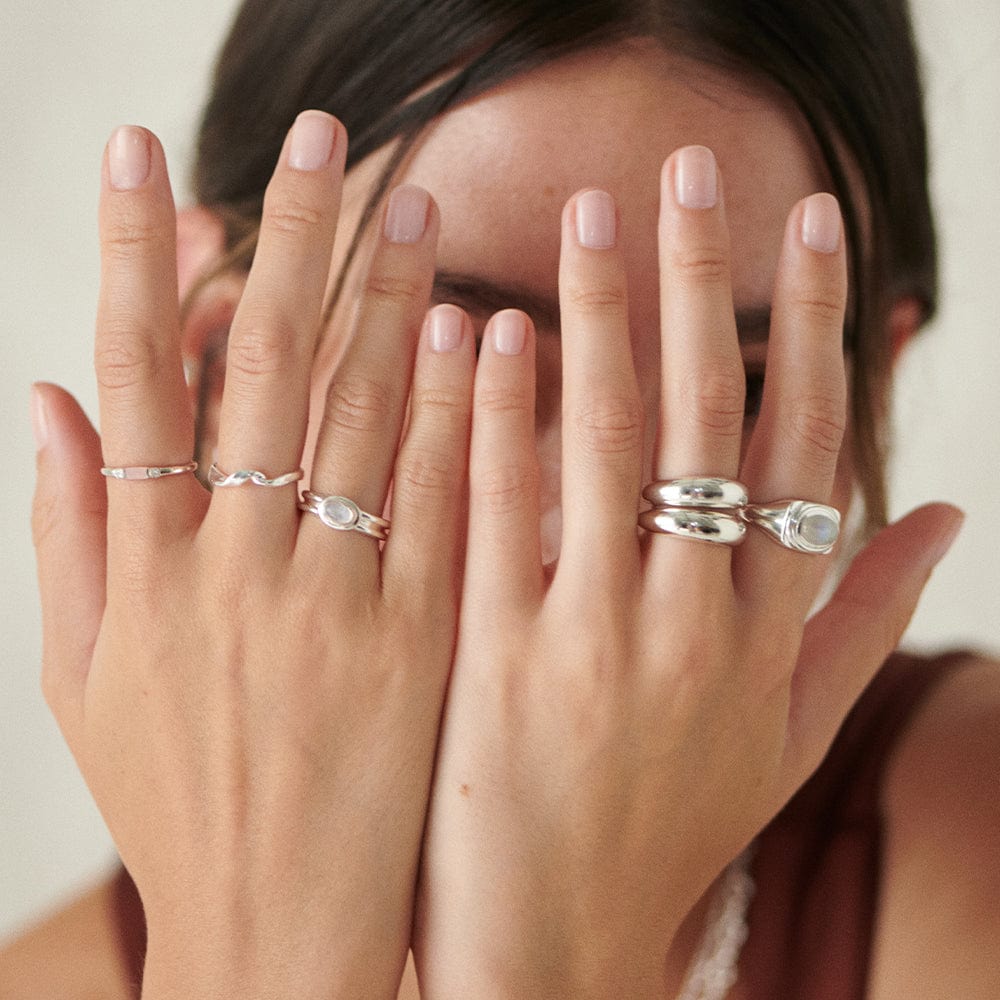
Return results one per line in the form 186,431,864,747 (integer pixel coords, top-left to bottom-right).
95,127,203,540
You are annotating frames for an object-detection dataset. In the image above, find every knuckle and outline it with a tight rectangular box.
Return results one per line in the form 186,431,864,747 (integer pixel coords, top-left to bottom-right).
412,386,470,433
670,246,731,286
324,374,394,435
31,490,62,551
262,193,327,237
564,282,628,316
572,394,644,455
94,332,163,394
791,292,846,326
102,216,166,262
475,384,533,417
363,270,426,308
395,451,456,500
790,394,846,456
472,462,539,515
680,362,745,433
226,320,299,380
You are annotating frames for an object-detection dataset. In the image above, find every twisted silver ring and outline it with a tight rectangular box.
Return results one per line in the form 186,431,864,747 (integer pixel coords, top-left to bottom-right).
741,500,840,555
638,508,746,546
208,463,304,488
101,461,198,480
299,490,389,541
642,477,748,510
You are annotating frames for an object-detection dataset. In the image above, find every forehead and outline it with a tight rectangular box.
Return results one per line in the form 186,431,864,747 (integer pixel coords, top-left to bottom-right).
398,42,825,320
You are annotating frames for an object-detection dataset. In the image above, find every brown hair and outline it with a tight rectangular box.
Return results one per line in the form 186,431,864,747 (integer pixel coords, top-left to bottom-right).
192,0,936,528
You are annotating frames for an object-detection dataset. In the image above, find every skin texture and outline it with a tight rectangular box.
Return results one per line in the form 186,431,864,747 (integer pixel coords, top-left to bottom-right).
18,39,997,1000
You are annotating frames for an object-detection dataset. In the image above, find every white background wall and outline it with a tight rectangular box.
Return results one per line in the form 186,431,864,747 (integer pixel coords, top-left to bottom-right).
2,1,998,941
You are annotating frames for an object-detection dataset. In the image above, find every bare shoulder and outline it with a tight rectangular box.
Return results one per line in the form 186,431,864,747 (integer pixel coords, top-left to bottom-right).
0,874,134,1000
869,652,1000,999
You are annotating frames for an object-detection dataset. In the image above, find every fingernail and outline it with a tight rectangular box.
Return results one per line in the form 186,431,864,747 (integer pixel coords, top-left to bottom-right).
925,507,965,566
30,384,48,452
674,146,717,209
108,126,151,191
492,310,527,356
575,189,617,249
801,193,842,254
289,110,337,171
384,184,431,244
429,305,464,353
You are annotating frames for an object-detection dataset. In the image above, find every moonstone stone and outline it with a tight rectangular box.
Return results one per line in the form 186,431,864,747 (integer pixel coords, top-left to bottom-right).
799,511,838,547
321,497,357,528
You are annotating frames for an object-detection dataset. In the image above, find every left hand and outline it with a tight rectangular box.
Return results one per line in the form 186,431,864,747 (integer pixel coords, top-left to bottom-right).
412,149,961,998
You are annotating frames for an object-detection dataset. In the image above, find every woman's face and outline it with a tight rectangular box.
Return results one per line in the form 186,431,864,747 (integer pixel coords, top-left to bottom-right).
312,40,853,564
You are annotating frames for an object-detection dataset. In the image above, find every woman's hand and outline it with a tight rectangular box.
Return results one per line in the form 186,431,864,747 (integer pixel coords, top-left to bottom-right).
31,114,475,1000
412,147,962,999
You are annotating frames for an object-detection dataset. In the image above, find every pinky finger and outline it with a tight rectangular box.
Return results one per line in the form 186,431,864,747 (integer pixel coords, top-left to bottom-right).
31,384,108,749
781,503,964,792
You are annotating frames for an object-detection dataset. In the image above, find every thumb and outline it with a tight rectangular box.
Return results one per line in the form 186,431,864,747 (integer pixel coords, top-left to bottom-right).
31,382,107,746
784,502,964,783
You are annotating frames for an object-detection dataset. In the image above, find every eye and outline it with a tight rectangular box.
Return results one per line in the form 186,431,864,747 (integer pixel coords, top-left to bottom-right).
744,368,765,420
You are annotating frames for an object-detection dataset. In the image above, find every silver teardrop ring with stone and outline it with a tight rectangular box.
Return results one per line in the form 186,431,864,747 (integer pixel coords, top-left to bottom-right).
740,500,840,555
298,490,390,541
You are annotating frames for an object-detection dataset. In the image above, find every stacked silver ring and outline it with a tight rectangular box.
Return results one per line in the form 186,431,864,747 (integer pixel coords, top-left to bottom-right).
639,477,840,554
298,490,390,541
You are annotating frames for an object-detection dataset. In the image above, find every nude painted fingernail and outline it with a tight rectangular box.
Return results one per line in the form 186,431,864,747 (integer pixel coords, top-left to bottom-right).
492,310,527,356
384,184,431,244
429,305,464,353
108,126,151,191
576,189,617,249
289,111,337,171
801,193,842,254
674,145,718,209
30,384,48,452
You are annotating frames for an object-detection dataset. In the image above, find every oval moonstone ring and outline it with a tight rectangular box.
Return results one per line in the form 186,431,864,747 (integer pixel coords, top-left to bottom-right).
741,500,841,555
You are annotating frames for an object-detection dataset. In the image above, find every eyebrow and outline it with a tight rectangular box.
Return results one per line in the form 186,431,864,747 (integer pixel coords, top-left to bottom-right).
431,269,772,344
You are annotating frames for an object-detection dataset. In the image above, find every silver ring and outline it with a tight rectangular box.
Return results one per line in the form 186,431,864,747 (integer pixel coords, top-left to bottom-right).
642,477,749,510
208,463,304,488
741,500,840,554
299,490,389,541
638,508,746,546
101,461,198,480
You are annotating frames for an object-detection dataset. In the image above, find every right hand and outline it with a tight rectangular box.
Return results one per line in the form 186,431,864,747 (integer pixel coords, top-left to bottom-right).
31,112,474,999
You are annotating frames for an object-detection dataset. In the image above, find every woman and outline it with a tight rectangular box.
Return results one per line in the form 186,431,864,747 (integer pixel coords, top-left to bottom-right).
4,0,998,996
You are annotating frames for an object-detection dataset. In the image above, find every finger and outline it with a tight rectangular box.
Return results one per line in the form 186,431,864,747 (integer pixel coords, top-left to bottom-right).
381,305,475,608
737,194,847,603
95,127,203,541
305,185,439,574
213,111,347,512
781,504,964,792
647,146,743,582
556,190,643,587
463,309,544,612
31,384,108,750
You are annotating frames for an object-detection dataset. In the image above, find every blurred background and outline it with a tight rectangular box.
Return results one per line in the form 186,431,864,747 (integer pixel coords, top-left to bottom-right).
2,0,998,941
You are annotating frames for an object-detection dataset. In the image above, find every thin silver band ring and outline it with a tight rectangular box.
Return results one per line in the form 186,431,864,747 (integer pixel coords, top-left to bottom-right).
741,500,840,555
101,461,198,480
208,463,304,488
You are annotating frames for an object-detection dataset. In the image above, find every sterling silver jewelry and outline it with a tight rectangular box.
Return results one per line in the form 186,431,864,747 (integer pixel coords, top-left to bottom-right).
208,463,304,488
638,508,746,546
675,845,756,1000
741,500,840,555
642,478,748,510
100,461,198,480
299,490,389,541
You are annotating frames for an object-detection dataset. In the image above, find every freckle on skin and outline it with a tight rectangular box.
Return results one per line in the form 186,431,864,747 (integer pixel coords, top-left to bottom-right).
542,185,556,198
460,783,471,797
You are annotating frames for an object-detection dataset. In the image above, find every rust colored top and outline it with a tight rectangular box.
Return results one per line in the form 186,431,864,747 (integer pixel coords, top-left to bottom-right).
110,651,972,998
